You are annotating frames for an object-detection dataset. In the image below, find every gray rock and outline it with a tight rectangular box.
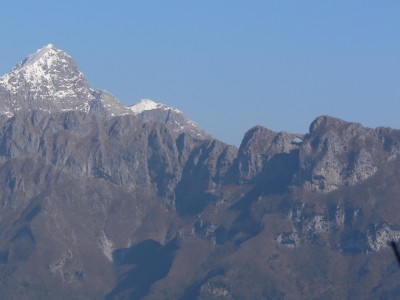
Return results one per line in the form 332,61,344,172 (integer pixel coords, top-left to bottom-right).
299,116,400,192
232,125,303,183
1,45,400,299
128,99,210,140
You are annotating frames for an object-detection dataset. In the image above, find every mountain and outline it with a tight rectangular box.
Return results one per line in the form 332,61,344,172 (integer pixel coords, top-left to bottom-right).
0,45,400,299
0,45,206,139
0,44,95,115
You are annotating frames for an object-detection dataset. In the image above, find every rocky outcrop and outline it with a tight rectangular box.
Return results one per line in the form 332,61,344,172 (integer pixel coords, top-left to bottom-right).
230,125,303,184
231,116,400,193
0,110,236,207
298,116,400,192
175,139,237,215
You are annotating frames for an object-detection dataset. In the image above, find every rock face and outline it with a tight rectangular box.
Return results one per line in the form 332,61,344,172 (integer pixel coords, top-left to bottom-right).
90,90,133,117
129,99,209,140
0,110,235,198
230,125,303,184
298,116,400,192
230,116,400,193
1,45,400,299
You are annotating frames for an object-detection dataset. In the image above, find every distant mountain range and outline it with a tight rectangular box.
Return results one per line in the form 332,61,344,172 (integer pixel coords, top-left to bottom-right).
0,45,399,299
0,44,207,139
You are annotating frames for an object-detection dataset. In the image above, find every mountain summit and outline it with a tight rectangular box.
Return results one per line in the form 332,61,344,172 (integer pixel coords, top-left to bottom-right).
0,44,94,114
0,44,208,139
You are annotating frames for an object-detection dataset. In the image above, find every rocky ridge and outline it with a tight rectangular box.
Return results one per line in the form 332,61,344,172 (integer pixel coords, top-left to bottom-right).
128,99,209,140
298,115,400,192
0,44,205,139
0,45,400,299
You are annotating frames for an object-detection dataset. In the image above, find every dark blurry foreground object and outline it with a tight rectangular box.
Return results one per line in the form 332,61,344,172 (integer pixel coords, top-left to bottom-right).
390,241,400,267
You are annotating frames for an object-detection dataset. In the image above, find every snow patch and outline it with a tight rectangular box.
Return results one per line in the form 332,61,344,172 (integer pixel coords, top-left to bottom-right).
98,232,114,262
0,111,14,118
129,99,182,115
15,44,58,72
292,137,303,144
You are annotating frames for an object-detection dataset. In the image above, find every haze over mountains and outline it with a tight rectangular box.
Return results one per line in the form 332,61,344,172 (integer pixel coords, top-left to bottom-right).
0,45,399,299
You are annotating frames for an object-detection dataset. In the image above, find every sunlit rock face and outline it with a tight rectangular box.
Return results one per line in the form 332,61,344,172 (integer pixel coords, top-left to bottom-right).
298,116,400,192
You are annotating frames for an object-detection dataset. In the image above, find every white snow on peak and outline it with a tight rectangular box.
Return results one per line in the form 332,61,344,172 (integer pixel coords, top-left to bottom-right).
127,99,206,138
0,43,89,99
129,99,182,115
0,44,94,114
15,44,61,72
130,99,162,112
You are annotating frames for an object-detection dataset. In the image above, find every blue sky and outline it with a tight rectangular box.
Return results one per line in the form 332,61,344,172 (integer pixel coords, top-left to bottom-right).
1,1,399,146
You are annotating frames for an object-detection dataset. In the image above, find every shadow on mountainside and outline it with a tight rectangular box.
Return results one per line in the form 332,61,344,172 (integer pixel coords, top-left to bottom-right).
106,238,179,300
220,151,300,245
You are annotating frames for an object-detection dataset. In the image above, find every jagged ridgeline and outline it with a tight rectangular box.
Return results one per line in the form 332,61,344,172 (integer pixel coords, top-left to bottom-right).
0,45,399,299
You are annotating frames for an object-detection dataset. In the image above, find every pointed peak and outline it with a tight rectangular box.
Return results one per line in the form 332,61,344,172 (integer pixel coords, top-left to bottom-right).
0,44,91,107
14,43,66,72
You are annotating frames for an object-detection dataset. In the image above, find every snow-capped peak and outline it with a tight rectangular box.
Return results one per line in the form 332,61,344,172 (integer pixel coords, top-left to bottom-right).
0,44,93,114
0,44,209,139
13,44,61,73
0,43,88,96
129,99,182,115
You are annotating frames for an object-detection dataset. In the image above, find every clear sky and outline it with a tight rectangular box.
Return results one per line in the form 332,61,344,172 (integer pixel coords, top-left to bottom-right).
1,1,399,146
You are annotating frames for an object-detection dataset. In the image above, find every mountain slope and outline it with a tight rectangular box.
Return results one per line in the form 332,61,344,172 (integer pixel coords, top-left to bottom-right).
0,45,400,299
0,110,235,299
0,111,399,299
